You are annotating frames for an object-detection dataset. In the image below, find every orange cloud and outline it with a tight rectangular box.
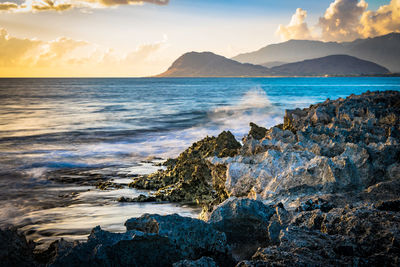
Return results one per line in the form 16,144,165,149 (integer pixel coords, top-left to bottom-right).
359,0,400,38
0,2,18,10
0,28,168,77
0,0,168,12
277,0,400,42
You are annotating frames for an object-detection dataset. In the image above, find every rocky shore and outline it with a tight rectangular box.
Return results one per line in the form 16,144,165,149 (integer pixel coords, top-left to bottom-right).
1,90,399,266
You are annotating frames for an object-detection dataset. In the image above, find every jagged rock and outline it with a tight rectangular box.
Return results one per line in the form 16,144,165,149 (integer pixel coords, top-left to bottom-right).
49,226,184,266
239,226,354,267
35,238,75,265
0,228,36,267
376,199,400,212
296,198,334,213
207,198,275,261
209,91,400,205
287,207,400,266
248,122,267,140
125,214,233,266
127,131,240,206
173,257,218,267
95,181,123,190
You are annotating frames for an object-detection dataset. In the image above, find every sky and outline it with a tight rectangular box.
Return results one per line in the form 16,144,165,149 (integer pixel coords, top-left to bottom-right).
0,0,398,77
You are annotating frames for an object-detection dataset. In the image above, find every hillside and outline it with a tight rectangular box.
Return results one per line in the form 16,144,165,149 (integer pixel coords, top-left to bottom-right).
157,52,269,77
232,32,400,72
157,53,389,77
270,55,389,76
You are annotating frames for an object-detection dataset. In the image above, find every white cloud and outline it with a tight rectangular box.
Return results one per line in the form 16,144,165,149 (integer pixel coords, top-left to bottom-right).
277,0,400,42
318,0,368,41
276,8,312,41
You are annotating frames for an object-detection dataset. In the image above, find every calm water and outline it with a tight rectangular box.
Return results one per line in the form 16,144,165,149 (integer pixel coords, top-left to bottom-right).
0,77,399,248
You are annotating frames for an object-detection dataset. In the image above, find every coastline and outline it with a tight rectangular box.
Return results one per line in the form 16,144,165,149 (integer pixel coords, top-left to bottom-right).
2,90,400,266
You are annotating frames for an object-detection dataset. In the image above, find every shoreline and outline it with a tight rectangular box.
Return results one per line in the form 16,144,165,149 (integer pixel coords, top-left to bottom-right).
2,90,400,266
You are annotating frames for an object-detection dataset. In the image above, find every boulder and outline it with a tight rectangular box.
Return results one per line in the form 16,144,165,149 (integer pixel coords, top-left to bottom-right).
49,226,183,267
125,214,233,266
207,198,275,261
127,131,241,207
173,257,218,267
248,122,267,140
0,228,36,267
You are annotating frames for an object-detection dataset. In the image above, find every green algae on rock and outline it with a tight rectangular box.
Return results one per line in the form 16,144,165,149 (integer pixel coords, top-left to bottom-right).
126,131,241,205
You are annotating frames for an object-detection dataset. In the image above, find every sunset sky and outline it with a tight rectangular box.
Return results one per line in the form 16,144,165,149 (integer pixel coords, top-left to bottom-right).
0,0,398,77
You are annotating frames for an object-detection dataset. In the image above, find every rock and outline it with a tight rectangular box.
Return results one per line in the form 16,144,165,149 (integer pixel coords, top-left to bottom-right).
173,257,218,267
241,226,354,266
376,199,400,212
125,214,233,266
207,198,275,261
207,91,400,206
0,227,36,267
95,180,123,190
128,131,241,207
49,226,184,267
267,218,282,245
295,198,334,213
248,122,267,140
35,238,76,265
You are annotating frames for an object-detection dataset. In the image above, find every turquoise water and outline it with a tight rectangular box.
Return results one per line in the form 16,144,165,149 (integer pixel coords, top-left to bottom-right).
0,77,399,247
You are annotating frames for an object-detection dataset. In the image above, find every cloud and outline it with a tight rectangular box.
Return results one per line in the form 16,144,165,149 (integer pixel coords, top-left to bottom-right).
359,0,400,38
0,0,169,12
0,2,18,10
0,28,42,66
276,8,312,41
96,0,169,7
318,0,368,41
277,0,400,42
0,27,168,76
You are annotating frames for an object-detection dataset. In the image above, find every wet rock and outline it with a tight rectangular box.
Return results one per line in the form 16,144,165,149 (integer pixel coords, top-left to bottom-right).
376,199,400,212
0,227,36,267
128,131,240,207
241,226,354,267
248,122,267,140
49,226,184,267
208,91,400,205
95,180,123,190
35,238,76,265
296,198,334,213
125,214,233,266
207,198,275,261
173,257,218,267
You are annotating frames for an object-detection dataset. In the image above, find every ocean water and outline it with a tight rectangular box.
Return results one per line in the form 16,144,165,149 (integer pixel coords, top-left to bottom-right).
0,77,399,248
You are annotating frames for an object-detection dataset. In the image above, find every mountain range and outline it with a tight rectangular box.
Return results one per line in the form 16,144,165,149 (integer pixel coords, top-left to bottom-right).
157,33,398,77
233,32,400,73
157,53,389,77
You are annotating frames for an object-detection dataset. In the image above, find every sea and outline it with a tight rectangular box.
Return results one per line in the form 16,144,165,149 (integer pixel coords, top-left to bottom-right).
0,77,399,248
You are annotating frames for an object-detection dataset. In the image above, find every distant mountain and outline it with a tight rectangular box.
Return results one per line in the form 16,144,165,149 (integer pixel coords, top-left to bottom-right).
261,61,288,68
157,52,269,77
157,53,389,77
232,33,400,72
269,55,389,76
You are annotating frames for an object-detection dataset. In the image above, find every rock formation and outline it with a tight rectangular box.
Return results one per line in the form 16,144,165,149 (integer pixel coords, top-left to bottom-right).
3,90,400,266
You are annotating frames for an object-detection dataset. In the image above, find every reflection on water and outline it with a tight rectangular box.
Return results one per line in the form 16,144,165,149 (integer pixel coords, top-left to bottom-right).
22,192,200,250
0,77,399,248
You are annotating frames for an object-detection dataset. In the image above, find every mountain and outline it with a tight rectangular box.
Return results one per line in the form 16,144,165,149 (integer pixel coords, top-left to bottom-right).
157,52,389,77
157,52,269,77
232,33,400,72
269,55,389,76
261,61,288,68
